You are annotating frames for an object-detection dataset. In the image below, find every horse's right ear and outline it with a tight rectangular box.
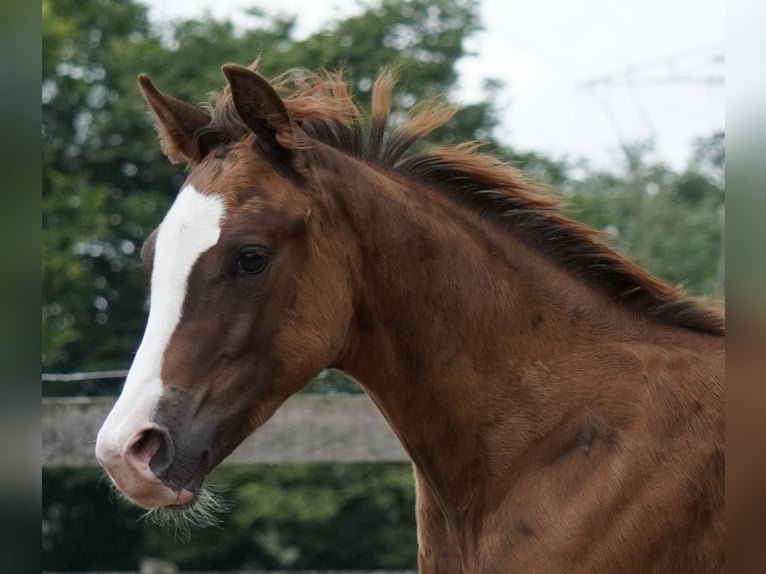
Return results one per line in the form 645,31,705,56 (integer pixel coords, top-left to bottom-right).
138,74,210,164
222,65,308,152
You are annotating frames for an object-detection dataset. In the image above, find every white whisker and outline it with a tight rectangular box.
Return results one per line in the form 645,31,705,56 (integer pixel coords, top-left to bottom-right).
139,486,232,541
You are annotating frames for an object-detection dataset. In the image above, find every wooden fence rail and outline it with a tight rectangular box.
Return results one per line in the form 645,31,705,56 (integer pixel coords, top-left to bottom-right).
43,395,409,467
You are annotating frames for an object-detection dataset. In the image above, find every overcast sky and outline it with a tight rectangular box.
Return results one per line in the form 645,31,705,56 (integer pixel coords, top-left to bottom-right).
140,0,724,170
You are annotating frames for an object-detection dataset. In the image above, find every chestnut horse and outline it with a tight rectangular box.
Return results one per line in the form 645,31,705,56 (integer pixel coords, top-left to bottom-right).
96,63,724,572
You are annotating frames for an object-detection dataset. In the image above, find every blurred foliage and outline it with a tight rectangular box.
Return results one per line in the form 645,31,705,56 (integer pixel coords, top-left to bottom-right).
42,0,724,570
565,134,725,297
42,0,724,374
42,0,501,374
43,464,416,571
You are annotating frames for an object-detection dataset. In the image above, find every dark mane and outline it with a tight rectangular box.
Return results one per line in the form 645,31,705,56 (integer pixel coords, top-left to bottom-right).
203,66,724,336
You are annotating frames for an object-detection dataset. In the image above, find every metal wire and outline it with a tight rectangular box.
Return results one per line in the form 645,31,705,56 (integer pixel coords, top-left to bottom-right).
41,370,129,382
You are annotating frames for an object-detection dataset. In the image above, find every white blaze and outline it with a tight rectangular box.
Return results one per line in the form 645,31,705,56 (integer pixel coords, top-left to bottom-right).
96,185,225,463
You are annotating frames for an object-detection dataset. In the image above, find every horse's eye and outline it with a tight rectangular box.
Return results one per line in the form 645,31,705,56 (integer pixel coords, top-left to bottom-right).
237,246,269,275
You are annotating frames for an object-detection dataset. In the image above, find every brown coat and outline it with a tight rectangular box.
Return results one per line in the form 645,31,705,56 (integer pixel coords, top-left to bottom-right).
102,63,724,572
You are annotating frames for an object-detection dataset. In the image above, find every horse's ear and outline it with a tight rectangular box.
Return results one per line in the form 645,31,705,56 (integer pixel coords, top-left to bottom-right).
222,64,308,152
138,74,210,164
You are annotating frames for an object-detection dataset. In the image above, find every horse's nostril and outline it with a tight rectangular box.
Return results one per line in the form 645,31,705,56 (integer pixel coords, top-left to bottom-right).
128,427,173,478
148,428,174,477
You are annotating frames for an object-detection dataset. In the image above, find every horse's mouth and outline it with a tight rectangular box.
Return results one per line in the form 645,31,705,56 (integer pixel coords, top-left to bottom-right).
144,483,230,534
161,468,207,509
171,479,200,506
168,490,199,510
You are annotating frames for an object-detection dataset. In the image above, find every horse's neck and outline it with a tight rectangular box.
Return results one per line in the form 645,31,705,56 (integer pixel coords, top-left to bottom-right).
333,171,643,519
318,157,724,568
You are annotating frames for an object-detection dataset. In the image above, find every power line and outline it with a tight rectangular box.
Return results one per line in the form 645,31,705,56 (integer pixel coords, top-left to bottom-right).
581,74,724,89
578,44,725,90
576,45,724,161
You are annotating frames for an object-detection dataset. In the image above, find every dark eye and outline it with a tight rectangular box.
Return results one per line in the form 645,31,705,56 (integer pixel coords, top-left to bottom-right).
237,246,270,275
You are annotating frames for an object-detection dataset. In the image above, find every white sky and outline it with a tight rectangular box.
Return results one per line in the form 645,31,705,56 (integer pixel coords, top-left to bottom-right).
140,0,724,170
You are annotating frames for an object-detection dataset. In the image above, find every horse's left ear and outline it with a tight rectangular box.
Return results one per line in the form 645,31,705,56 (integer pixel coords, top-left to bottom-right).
222,65,308,152
138,74,211,164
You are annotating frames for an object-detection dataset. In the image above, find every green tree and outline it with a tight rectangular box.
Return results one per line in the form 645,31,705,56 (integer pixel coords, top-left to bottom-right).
42,0,496,570
42,2,301,376
42,0,504,377
567,137,724,297
43,0,168,373
44,464,417,571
